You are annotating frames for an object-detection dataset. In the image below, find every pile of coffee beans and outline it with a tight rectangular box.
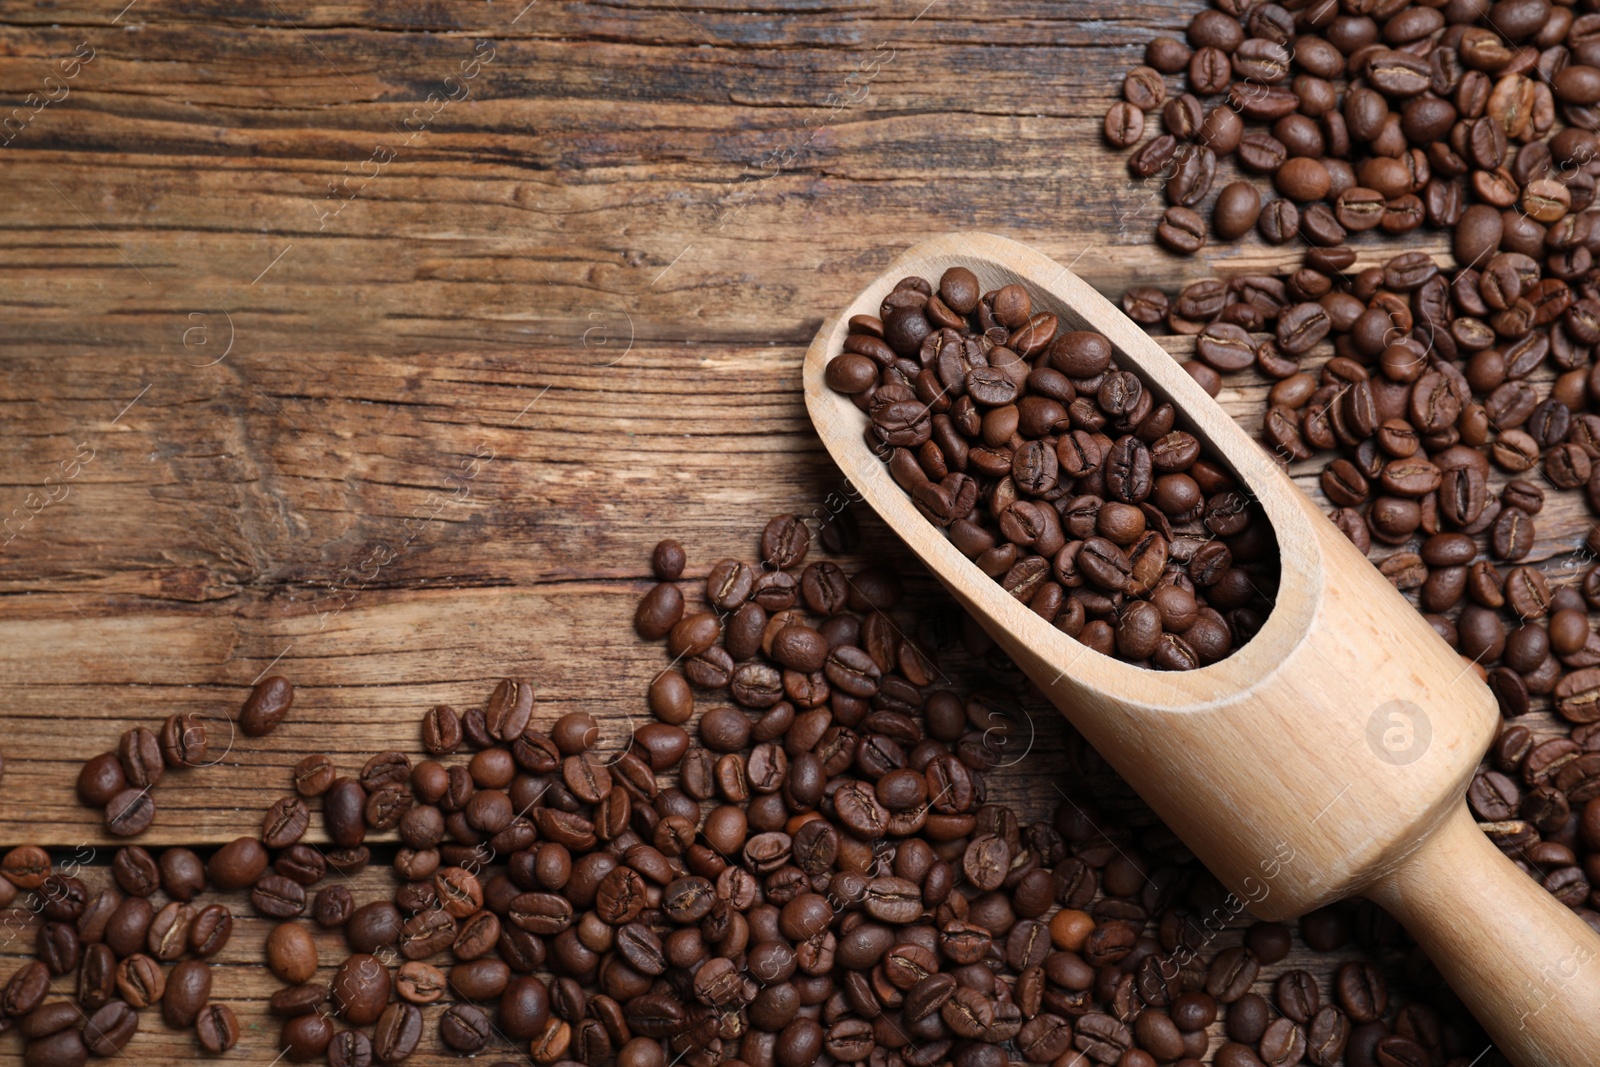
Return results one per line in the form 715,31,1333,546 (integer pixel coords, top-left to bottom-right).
824,270,1280,669
626,518,1491,1066
1104,0,1600,257
0,515,1506,1065
1081,0,1600,1033
0,839,241,1062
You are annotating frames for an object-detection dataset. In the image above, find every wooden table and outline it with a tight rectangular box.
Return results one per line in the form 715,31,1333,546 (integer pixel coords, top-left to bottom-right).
0,1,1573,1062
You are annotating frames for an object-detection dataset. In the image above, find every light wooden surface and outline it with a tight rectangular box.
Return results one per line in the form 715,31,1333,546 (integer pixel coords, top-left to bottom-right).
0,1,1590,1062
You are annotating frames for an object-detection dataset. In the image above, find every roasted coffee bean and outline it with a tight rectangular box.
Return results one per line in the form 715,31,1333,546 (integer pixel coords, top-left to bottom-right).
83,1000,138,1056
651,538,686,579
1214,182,1262,240
345,902,400,959
1190,46,1232,95
147,901,194,962
187,903,232,958
75,887,119,947
266,922,319,984
3,961,49,1018
163,959,211,1029
501,975,553,1039
332,953,393,1026
1158,207,1207,255
321,1028,370,1067
440,1002,492,1052
241,676,294,736
759,513,811,570
1167,144,1216,207
707,558,756,612
1105,102,1144,147
1336,961,1387,1023
1146,35,1192,73
196,1003,239,1054
280,1011,334,1062
1124,66,1166,110
392,960,445,1005
288,753,335,797
863,877,923,923
158,712,208,768
103,895,153,959
113,726,163,793
251,874,307,919
114,956,166,1011
24,1029,88,1067
486,678,536,742
395,905,456,959
104,789,155,837
76,942,115,1010
263,795,311,848
36,923,79,977
324,777,368,847
76,754,126,808
266,984,326,1020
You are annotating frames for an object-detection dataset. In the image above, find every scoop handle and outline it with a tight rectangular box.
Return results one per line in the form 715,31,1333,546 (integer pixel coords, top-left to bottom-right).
1367,802,1600,1066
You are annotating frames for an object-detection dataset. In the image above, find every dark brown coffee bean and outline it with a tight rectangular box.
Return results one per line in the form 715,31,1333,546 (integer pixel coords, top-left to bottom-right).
240,676,294,736
1167,144,1216,207
1275,158,1331,202
1157,207,1206,255
261,795,311,849
163,959,211,1029
485,677,535,741
343,1023,404,1067
283,1012,334,1062
158,712,209,768
455,911,504,967
1213,182,1262,240
1105,102,1144,147
110,959,161,1011
24,1029,88,1067
76,754,126,808
196,1003,239,1054
251,874,307,919
83,1000,138,1056
147,901,194,962
706,558,756,612
3,962,49,1018
292,753,336,797
204,837,265,891
266,921,319,984
190,903,233,957
436,1002,490,1052
1492,505,1535,560
324,777,368,847
1123,66,1166,112
1190,47,1232,95
104,789,154,837
500,975,553,1039
1335,961,1387,1023
332,953,392,1025
1278,303,1332,355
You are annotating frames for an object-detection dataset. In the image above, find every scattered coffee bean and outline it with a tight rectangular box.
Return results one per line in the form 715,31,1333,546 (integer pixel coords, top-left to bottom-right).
240,675,294,737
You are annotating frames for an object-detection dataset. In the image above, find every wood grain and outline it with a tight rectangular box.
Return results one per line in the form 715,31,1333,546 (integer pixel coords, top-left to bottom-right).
0,0,1588,1061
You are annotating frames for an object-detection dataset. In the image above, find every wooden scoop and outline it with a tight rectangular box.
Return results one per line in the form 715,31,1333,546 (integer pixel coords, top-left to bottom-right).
803,232,1600,1066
